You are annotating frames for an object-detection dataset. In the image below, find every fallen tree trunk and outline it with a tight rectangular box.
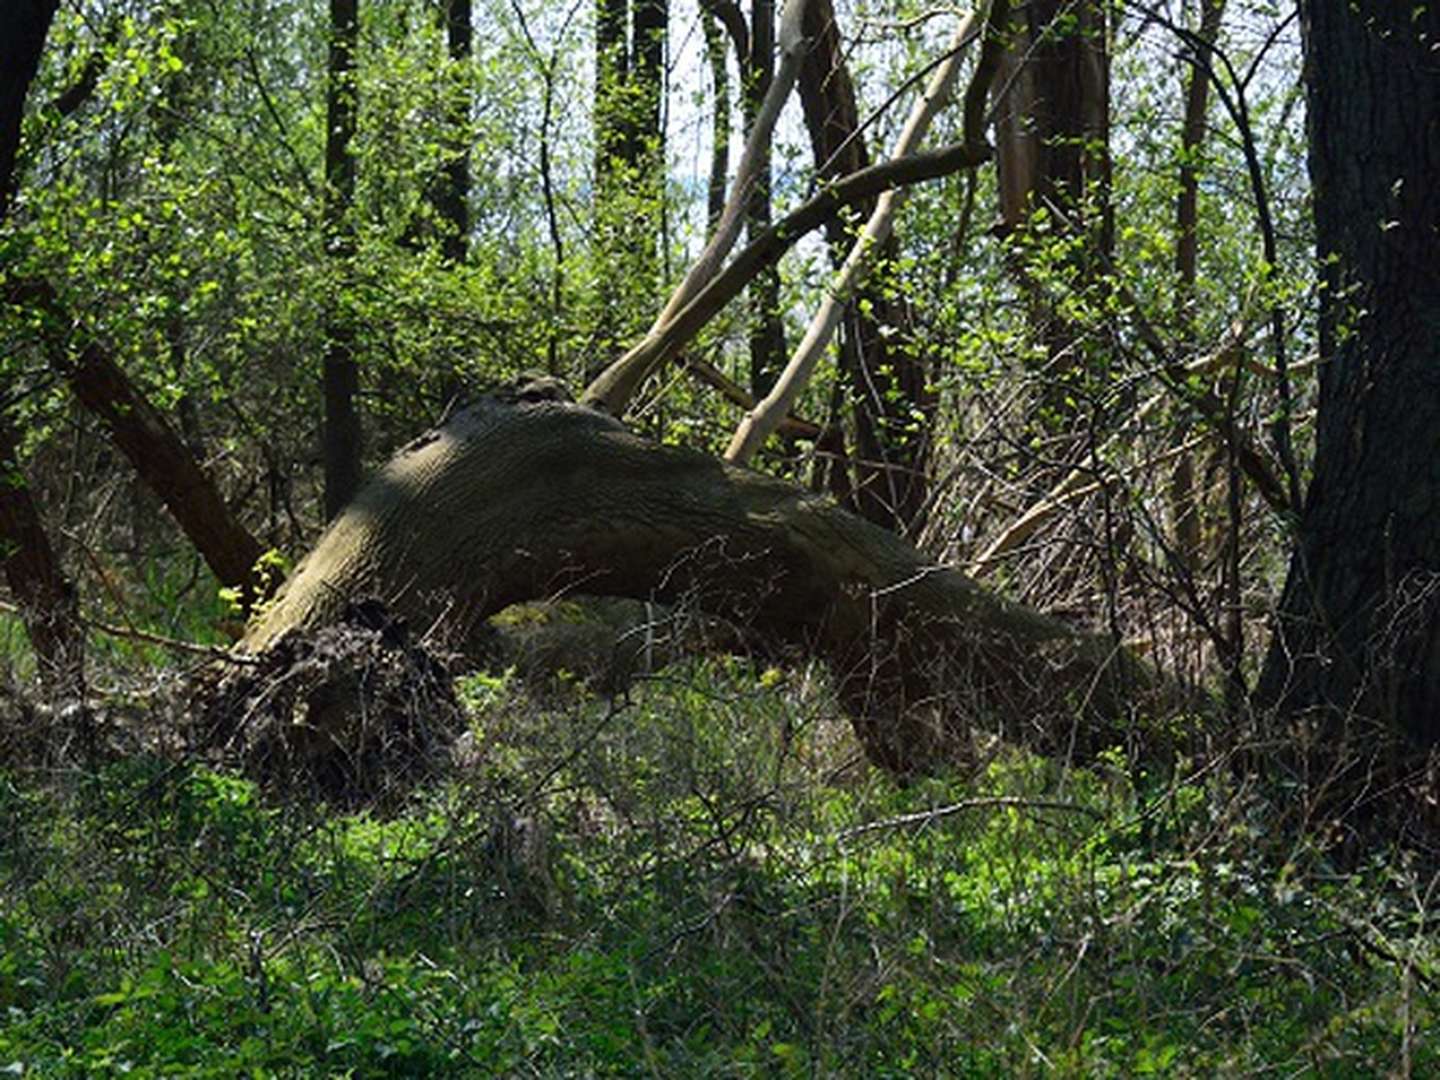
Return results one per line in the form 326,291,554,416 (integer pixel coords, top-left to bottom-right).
240,382,1176,772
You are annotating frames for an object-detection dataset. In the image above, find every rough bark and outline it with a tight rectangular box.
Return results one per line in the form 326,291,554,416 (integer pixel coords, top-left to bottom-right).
242,387,1169,773
1257,2,1440,748
992,0,1109,246
324,0,362,520
743,0,787,397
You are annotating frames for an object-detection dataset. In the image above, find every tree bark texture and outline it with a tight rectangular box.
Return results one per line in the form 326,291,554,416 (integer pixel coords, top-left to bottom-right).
740,0,787,397
323,0,362,520
795,0,934,535
992,0,1110,245
241,390,1167,773
1258,2,1440,745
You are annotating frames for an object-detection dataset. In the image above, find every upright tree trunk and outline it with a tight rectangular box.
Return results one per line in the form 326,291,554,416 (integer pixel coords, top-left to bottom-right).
323,0,362,520
0,415,85,705
0,0,85,706
744,0,787,397
700,7,732,233
1168,0,1226,570
992,0,1110,414
1258,2,1440,748
0,0,59,221
592,0,667,355
437,0,472,263
796,0,933,535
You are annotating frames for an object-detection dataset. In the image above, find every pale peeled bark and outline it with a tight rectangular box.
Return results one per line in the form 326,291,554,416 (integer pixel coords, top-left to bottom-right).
725,12,979,466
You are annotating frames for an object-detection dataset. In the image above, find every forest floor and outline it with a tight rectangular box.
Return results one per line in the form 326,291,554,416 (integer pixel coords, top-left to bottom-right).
1,625,1436,1077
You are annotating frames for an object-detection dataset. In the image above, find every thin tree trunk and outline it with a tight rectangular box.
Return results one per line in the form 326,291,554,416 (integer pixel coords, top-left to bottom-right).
700,7,731,233
323,0,362,520
744,0,786,397
727,14,978,469
581,138,992,415
792,0,944,534
1168,0,1226,570
438,0,472,263
0,414,85,705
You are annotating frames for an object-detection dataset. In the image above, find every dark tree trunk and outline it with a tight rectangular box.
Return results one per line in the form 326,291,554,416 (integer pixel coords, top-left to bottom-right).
992,0,1110,246
1258,3,1440,748
992,0,1110,417
1168,0,1226,571
592,0,667,352
700,7,731,233
0,0,86,707
593,0,629,198
795,0,932,536
0,415,84,705
323,0,362,520
437,0,472,263
66,342,267,600
743,0,786,398
6,280,269,604
630,0,667,169
0,0,58,221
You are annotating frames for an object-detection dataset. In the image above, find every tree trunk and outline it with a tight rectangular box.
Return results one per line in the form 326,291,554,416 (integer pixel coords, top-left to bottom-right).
0,0,85,709
743,0,787,397
992,0,1110,416
1168,0,1226,571
0,0,58,221
795,0,934,535
592,0,668,355
0,414,85,705
700,6,731,233
437,0,472,263
242,385,1170,773
323,0,362,520
1257,2,1440,748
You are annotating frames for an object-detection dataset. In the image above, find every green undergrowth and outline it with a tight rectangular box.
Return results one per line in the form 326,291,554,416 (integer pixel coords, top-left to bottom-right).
1,659,1435,1076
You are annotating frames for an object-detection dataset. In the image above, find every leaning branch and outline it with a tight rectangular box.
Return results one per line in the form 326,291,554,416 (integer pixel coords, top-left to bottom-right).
650,0,809,332
581,139,994,413
725,9,983,465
